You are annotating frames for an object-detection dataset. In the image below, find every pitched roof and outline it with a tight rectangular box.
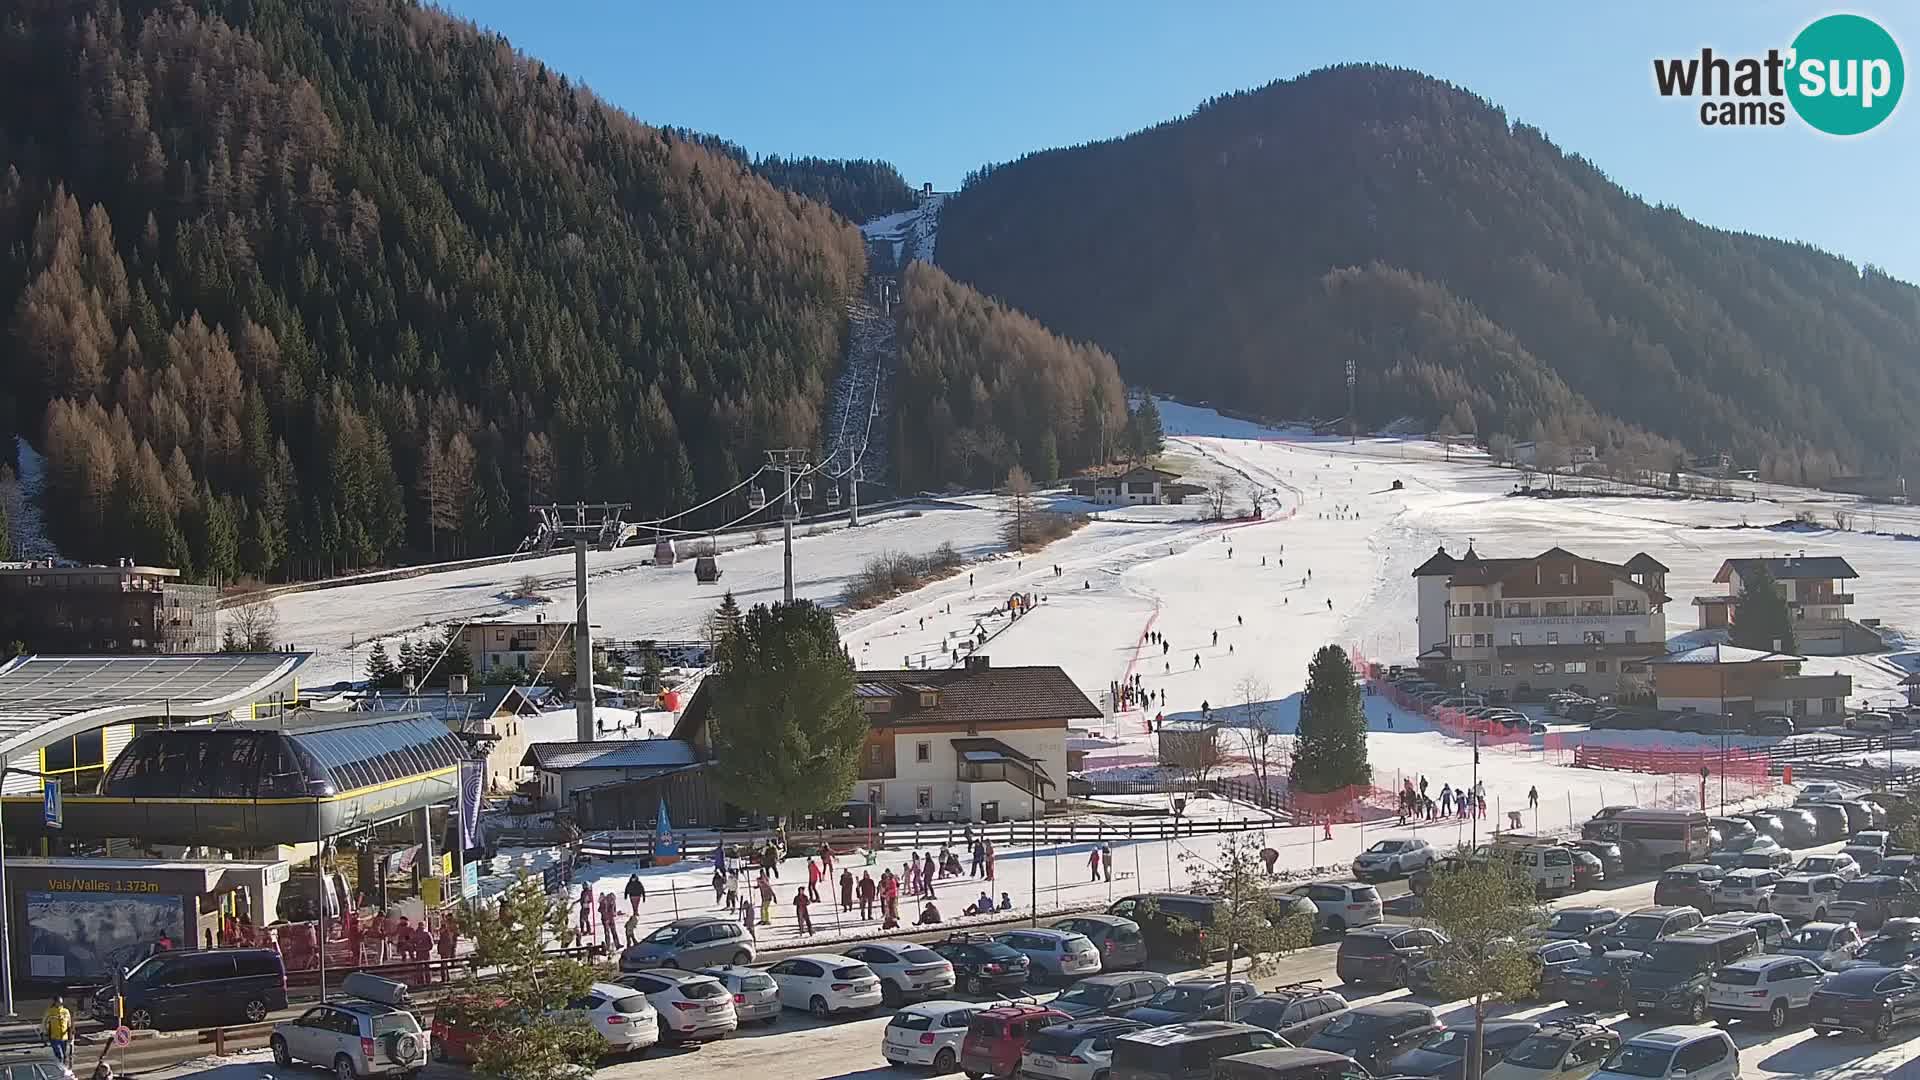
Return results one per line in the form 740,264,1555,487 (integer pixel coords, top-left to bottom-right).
1442,546,1669,600
675,660,1100,739
1411,546,1460,578
1625,553,1670,574
1716,556,1859,583
520,738,700,771
1653,644,1804,665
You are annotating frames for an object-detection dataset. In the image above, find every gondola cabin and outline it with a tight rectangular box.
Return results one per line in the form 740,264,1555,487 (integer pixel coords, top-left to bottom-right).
652,537,677,566
693,555,722,583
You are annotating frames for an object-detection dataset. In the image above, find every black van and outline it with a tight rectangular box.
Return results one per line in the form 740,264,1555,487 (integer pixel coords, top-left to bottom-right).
1109,894,1221,961
1625,928,1759,1022
91,948,288,1030
1112,1021,1284,1080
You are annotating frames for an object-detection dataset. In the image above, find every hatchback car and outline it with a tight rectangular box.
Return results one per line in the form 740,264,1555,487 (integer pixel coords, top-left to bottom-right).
1532,940,1594,1002
1733,811,1792,847
1566,848,1605,888
1736,846,1794,871
1234,985,1349,1045
1707,954,1825,1029
618,916,755,971
1352,838,1435,881
1288,881,1384,934
616,968,737,1044
931,932,1032,996
1592,1026,1740,1080
1121,976,1257,1026
1652,865,1724,911
1770,807,1822,847
1712,868,1780,913
1049,972,1170,1020
1778,920,1865,970
1303,1001,1442,1074
1482,1018,1620,1080
1542,907,1623,942
882,1000,981,1072
843,941,956,1004
1051,914,1149,971
995,928,1103,984
271,999,429,1078
561,982,662,1057
1707,817,1760,852
1809,964,1920,1038
1384,1021,1539,1080
1018,1017,1149,1080
1335,923,1447,987
960,1003,1069,1080
1828,874,1920,929
1769,873,1846,922
697,964,780,1025
767,953,883,1017
1569,841,1625,879
1213,1048,1379,1080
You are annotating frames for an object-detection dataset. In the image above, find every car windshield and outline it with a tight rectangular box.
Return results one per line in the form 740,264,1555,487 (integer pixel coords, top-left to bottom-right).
1642,942,1710,973
1368,841,1408,853
1054,983,1111,1006
1414,1030,1474,1057
900,947,944,965
642,925,681,944
1786,927,1835,948
1504,1035,1571,1069
1548,912,1606,933
1612,915,1665,941
1602,1044,1676,1078
678,979,726,1000
1142,986,1211,1011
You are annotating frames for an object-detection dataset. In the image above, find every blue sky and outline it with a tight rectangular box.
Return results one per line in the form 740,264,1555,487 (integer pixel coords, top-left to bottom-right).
442,1,1918,283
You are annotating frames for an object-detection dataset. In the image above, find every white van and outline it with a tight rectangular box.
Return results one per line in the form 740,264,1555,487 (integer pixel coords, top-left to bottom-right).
1481,838,1576,896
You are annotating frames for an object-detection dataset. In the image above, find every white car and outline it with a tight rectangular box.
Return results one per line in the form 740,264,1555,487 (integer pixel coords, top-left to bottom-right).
617,968,737,1044
1708,955,1826,1030
881,1000,983,1072
767,953,884,1017
843,941,957,1004
1797,782,1845,801
1289,881,1385,933
564,981,661,1055
1353,838,1436,881
1795,853,1861,880
1713,869,1781,913
270,1000,428,1078
1019,1017,1150,1080
1594,1026,1740,1080
1770,874,1847,922
994,928,1103,983
1778,921,1866,970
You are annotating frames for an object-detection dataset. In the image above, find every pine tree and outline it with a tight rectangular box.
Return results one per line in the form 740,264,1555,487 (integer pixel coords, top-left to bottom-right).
1730,564,1796,655
397,639,417,685
1127,395,1164,458
706,591,743,650
1291,645,1371,793
1037,429,1060,484
366,641,398,688
435,625,474,686
0,494,10,560
707,601,866,817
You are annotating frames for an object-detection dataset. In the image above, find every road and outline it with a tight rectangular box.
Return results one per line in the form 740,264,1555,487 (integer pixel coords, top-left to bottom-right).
121,838,1920,1079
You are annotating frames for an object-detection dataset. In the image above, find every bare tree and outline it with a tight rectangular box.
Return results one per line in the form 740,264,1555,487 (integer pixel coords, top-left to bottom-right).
1229,675,1282,793
1002,465,1035,548
221,600,280,652
1248,486,1269,518
1206,479,1238,521
1533,442,1568,490
1161,724,1226,787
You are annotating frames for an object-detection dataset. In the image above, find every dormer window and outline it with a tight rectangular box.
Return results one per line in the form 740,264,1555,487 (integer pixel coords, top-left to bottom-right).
919,691,939,708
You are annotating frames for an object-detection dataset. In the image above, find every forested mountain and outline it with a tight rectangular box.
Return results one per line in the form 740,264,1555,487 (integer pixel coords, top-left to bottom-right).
892,261,1128,491
939,65,1920,481
0,0,866,581
669,134,916,224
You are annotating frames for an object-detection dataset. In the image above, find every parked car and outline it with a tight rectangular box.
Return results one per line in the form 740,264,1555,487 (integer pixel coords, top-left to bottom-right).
1827,874,1920,930
1335,924,1446,986
882,1000,984,1073
1877,854,1920,883
1712,868,1781,913
1707,954,1826,1029
1567,848,1605,888
1708,816,1760,852
1303,1002,1442,1074
1352,838,1436,881
563,981,661,1057
1233,985,1349,1045
1797,781,1844,800
696,964,780,1025
995,928,1103,984
1737,846,1795,872
1771,807,1822,847
1653,865,1725,911
1017,1017,1149,1080
766,953,883,1017
931,932,1032,996
1111,1021,1284,1080
1744,714,1796,736
615,968,737,1044
93,947,288,1031
1733,811,1793,847
1626,927,1762,1022
1793,803,1849,844
271,997,430,1077
1569,841,1625,878
1851,829,1896,854
427,998,495,1065
960,1002,1070,1080
1288,881,1385,934
1482,1017,1620,1080
1593,906,1704,953
1796,852,1860,878
1592,1026,1741,1080
1840,929,1920,970
1778,920,1866,970
1700,911,1790,951
1051,914,1149,971
1213,1049,1377,1080
1557,949,1644,1012
1049,972,1171,1020
1384,1021,1540,1080
1809,964,1920,1038
1542,907,1623,942
1842,845,1887,875
1121,976,1257,1026
618,916,755,971
1108,894,1224,960
842,941,956,1005
1533,940,1594,1002
1852,711,1899,733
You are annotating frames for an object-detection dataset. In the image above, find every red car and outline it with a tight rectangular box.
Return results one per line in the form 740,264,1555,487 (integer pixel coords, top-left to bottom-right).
429,998,506,1064
959,1003,1069,1079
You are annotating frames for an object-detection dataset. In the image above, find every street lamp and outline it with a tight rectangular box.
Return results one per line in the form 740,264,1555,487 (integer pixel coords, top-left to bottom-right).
307,778,331,1003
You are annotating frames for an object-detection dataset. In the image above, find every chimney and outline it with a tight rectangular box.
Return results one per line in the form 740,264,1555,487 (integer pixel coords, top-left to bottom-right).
535,613,543,624
449,673,469,694
965,655,991,672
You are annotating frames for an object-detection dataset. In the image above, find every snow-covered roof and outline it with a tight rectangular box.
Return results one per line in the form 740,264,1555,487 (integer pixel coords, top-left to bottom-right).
0,652,309,757
520,738,699,772
1654,644,1804,665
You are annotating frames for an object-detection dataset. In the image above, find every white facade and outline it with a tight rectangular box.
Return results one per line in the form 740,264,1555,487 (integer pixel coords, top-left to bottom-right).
861,727,1066,822
1415,574,1451,656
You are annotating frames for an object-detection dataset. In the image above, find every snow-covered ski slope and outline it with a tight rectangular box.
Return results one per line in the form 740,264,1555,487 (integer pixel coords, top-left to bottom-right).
861,193,943,267
276,400,1919,730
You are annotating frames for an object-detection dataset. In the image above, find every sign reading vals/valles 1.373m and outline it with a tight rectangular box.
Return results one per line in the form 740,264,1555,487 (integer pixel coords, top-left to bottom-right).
1653,13,1904,134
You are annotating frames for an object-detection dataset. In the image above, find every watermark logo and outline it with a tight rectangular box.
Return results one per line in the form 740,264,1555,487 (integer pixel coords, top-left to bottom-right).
1653,13,1903,134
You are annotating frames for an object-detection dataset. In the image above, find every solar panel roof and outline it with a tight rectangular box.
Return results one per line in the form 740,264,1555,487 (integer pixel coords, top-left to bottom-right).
0,653,310,755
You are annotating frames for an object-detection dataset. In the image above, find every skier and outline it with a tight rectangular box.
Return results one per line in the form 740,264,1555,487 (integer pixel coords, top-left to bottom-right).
1440,784,1454,816
1528,785,1540,811
1326,598,1333,610
1162,640,1169,656
1193,654,1201,670
1212,630,1218,647
1237,615,1243,627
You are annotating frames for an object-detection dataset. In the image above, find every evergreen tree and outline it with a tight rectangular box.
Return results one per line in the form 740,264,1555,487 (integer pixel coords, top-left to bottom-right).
1127,395,1164,458
187,485,239,585
1291,645,1371,793
705,591,744,650
366,641,398,689
396,639,417,685
1730,564,1796,655
0,494,10,560
431,625,474,686
707,601,867,818
1037,430,1060,484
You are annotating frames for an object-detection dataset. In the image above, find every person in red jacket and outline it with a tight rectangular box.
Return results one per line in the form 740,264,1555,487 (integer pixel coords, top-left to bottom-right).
807,856,823,903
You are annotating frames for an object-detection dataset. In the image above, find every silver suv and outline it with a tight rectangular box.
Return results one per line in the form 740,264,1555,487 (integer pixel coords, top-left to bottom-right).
620,916,756,971
271,1000,427,1078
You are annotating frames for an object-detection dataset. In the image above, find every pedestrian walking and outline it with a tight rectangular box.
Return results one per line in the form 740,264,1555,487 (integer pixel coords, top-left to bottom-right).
840,868,856,912
43,995,72,1069
859,871,877,918
793,888,814,935
726,869,740,911
625,873,646,916
1212,630,1218,647
740,894,757,940
1193,654,1201,669
1088,847,1102,883
577,884,594,938
985,839,996,882
1528,785,1539,810
1100,843,1113,882
808,856,823,903
625,911,640,947
712,867,727,906
599,891,619,950
758,871,776,925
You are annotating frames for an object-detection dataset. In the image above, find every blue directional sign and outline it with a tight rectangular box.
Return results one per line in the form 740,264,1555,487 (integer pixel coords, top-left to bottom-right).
43,780,62,830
